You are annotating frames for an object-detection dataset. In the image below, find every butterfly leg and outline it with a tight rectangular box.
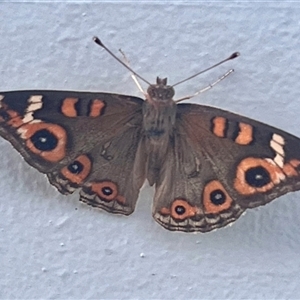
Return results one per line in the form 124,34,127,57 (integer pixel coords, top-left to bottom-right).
175,69,234,103
119,49,146,95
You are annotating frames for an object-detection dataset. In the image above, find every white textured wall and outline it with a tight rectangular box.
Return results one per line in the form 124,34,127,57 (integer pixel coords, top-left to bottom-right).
1,1,300,299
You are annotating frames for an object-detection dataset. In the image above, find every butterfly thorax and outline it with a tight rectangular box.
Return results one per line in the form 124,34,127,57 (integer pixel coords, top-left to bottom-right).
143,77,176,141
142,77,177,182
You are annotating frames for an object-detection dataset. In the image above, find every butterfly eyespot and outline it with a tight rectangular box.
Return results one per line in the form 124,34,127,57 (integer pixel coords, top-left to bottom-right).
61,155,92,184
245,166,271,187
20,123,67,162
169,199,198,220
174,205,186,215
102,186,113,196
234,157,285,195
91,181,118,201
203,180,233,214
210,189,226,205
30,129,58,151
68,160,84,174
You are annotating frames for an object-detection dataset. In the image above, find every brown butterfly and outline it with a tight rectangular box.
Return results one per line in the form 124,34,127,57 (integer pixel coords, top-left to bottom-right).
0,37,299,233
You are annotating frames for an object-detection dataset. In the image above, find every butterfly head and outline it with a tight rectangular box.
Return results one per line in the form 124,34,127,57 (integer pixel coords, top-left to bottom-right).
147,77,175,102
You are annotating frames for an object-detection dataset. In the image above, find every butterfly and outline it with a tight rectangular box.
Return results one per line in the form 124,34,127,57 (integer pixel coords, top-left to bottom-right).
0,37,300,233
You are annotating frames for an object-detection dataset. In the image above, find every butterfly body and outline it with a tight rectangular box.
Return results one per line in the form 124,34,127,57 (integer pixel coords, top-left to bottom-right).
1,76,300,232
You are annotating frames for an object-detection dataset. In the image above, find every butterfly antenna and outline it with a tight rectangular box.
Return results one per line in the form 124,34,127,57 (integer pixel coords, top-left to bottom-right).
93,36,152,86
172,52,240,87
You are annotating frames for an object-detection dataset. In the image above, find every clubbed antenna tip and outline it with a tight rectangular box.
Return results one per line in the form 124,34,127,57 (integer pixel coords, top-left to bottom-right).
229,52,240,60
93,36,103,47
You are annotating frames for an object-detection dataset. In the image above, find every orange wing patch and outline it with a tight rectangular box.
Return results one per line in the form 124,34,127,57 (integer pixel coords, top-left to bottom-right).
282,159,300,177
89,99,105,117
235,123,253,145
61,98,78,117
6,109,24,128
212,116,227,138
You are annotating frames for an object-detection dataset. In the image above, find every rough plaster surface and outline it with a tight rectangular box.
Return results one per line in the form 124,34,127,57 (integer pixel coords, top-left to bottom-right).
1,1,300,299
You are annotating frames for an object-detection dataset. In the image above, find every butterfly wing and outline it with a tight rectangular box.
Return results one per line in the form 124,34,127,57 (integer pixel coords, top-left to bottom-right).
152,103,300,232
0,90,146,215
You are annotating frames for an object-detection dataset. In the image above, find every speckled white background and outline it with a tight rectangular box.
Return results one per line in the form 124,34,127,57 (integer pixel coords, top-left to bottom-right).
1,1,300,299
